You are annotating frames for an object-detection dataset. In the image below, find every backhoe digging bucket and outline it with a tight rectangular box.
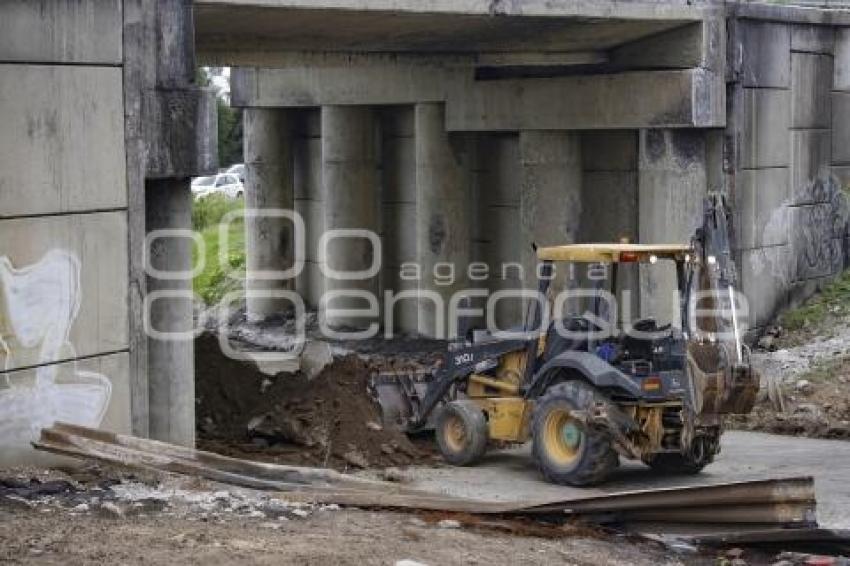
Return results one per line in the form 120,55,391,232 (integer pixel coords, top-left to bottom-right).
684,193,759,418
368,371,437,432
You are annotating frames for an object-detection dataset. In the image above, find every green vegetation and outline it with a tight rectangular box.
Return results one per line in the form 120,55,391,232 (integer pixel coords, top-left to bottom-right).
217,98,243,168
779,269,850,333
196,67,243,168
192,195,246,305
801,355,850,385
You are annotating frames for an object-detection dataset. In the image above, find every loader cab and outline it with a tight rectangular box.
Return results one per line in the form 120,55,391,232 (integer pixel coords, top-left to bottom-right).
529,243,694,402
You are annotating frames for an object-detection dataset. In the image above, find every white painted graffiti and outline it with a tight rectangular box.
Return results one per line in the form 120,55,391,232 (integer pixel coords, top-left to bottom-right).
0,250,111,456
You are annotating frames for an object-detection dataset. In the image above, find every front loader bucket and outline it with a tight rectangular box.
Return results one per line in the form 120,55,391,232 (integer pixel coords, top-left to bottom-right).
368,371,437,432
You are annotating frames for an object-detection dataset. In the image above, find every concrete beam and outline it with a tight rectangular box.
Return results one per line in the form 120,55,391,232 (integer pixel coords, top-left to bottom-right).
244,108,297,320
235,65,723,131
611,20,723,72
476,51,608,67
734,3,850,27
196,1,704,21
446,69,725,131
231,63,466,107
144,86,219,179
196,2,702,58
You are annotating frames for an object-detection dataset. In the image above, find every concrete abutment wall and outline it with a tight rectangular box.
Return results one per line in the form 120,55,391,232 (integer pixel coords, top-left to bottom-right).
730,15,850,334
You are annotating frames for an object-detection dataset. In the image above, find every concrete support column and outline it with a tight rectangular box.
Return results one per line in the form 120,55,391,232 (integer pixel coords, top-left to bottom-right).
581,131,640,321
321,105,379,329
638,129,708,325
380,107,418,334
293,110,324,308
415,103,471,338
145,179,195,447
476,135,523,329
519,131,582,317
244,108,295,321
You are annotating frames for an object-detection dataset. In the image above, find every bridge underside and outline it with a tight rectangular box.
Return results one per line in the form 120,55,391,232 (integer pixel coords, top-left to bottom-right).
192,1,850,340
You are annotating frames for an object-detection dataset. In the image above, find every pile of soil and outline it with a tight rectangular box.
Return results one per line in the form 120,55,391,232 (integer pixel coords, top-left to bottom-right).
195,334,437,470
728,358,850,440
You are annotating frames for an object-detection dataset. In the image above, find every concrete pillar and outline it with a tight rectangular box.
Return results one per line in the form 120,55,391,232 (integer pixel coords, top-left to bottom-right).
415,103,471,338
638,129,708,326
581,131,640,322
519,131,582,319
145,179,195,447
380,107,418,334
243,108,295,321
321,105,379,329
293,110,324,308
476,134,523,329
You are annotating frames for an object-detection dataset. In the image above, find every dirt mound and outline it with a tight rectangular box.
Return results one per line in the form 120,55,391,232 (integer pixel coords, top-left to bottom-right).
195,334,436,470
728,357,850,440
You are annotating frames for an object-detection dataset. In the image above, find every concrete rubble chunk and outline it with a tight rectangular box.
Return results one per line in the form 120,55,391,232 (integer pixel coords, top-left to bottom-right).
301,341,334,380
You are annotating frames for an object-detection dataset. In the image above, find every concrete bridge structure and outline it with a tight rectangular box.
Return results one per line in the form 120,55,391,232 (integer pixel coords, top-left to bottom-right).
1,0,849,463
201,0,850,338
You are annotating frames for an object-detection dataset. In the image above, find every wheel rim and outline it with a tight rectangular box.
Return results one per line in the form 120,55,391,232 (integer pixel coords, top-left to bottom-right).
443,414,467,453
542,409,583,466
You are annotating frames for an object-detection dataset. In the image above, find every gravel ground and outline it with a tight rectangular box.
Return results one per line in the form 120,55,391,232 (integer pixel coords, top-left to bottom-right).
0,466,689,566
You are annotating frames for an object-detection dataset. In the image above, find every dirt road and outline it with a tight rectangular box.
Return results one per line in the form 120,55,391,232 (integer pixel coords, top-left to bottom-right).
0,494,682,566
397,431,850,529
3,430,845,565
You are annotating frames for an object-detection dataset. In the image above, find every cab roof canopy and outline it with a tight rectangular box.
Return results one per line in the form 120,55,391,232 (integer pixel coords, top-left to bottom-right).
536,243,691,263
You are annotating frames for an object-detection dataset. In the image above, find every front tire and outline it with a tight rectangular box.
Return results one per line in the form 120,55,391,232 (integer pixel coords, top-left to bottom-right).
435,400,489,466
532,381,618,486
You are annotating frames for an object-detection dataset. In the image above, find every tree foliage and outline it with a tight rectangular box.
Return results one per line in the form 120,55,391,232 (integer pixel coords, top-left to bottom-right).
197,67,243,168
217,99,243,168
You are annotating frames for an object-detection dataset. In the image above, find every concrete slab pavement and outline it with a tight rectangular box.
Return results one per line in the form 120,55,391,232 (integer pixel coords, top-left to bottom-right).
403,431,850,529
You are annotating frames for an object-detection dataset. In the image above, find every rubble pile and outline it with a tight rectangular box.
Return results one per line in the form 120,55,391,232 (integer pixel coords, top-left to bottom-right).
195,334,435,469
0,469,328,523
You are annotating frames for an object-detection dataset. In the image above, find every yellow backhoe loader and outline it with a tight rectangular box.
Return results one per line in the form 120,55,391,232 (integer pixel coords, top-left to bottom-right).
371,193,758,486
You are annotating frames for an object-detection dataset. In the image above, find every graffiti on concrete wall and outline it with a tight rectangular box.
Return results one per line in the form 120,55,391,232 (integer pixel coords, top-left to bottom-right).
792,178,850,280
0,250,111,453
752,176,850,287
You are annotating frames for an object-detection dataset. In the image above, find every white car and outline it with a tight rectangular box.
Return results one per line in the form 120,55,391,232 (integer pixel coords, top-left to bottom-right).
191,175,216,198
191,173,244,199
225,163,246,183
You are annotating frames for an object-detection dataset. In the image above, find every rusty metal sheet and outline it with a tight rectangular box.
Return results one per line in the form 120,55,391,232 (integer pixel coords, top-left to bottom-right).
33,423,818,528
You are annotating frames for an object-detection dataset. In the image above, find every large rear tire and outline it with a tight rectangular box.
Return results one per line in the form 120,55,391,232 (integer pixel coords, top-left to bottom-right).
532,381,618,486
435,400,489,466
